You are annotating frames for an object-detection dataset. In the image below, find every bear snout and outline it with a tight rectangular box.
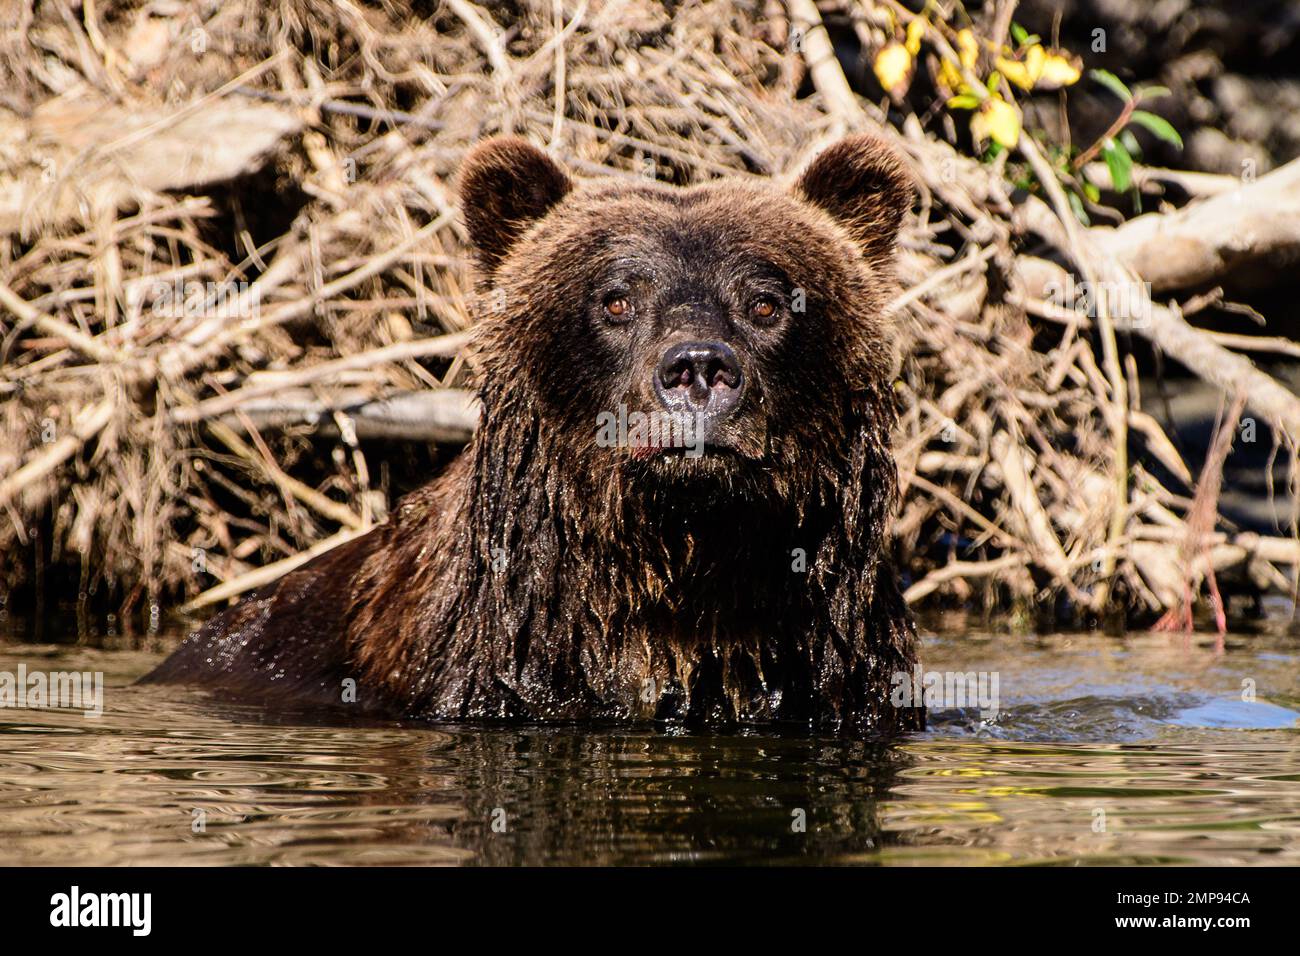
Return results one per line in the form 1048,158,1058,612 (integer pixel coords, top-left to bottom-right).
653,340,744,424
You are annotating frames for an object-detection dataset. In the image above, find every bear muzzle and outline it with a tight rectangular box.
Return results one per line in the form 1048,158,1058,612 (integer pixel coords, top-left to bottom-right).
653,340,744,425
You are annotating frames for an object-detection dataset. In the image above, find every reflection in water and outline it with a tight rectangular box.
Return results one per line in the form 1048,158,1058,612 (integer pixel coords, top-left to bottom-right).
0,629,1296,865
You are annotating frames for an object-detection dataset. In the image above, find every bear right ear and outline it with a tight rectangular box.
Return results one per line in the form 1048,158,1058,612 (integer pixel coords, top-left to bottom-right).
458,137,573,275
793,135,914,263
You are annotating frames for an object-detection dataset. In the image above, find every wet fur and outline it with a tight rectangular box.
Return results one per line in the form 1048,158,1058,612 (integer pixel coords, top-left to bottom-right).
143,135,923,734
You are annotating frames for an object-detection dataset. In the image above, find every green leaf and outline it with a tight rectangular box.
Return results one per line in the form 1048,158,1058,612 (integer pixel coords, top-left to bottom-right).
1135,84,1170,102
1067,189,1091,226
1128,109,1183,148
946,94,981,110
1009,23,1039,47
1101,137,1133,193
1120,129,1142,157
1090,69,1132,102
1083,181,1101,203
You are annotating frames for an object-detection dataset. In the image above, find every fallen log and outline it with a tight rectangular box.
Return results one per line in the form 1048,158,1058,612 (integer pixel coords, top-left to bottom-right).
216,388,480,444
1,93,300,236
1093,157,1300,292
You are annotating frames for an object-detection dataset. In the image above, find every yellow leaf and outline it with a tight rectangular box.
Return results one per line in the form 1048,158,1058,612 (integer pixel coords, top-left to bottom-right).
936,56,965,96
873,42,914,100
1038,49,1082,89
996,43,1045,91
971,97,1021,148
904,17,926,56
995,57,1031,90
955,29,979,70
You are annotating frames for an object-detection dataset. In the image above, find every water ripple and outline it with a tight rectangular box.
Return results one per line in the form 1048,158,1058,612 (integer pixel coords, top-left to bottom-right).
0,628,1296,865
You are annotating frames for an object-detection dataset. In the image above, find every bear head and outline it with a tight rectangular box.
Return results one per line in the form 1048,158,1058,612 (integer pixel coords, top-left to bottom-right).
457,134,914,512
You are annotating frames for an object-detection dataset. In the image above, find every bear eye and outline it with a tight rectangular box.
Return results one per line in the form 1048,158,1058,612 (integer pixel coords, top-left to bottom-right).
603,293,632,323
749,295,780,325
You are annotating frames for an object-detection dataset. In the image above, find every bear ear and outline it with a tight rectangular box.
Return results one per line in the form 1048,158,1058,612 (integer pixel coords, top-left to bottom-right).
459,137,573,274
792,135,914,261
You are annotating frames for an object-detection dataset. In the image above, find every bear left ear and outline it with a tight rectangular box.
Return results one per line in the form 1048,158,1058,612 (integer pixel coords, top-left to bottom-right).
793,135,914,262
459,137,573,274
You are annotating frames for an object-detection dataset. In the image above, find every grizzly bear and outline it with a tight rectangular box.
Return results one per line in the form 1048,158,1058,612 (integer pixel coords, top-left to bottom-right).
142,134,923,734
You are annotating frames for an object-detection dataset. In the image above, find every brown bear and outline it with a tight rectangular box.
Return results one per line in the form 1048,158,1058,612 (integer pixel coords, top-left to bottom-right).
142,134,923,734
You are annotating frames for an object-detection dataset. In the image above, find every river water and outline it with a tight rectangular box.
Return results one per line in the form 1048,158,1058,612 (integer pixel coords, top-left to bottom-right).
0,625,1297,865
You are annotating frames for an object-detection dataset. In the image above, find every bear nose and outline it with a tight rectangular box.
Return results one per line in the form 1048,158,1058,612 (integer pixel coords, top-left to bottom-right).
654,341,743,420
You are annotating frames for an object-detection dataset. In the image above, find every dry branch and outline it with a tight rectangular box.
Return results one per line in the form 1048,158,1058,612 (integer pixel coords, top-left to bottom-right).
0,398,115,511
1095,157,1300,292
179,527,369,613
217,388,480,444
1016,256,1300,439
0,0,1296,627
170,331,473,424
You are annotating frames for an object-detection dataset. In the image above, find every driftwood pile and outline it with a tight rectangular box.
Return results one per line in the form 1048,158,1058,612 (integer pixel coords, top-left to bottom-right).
1,0,1297,633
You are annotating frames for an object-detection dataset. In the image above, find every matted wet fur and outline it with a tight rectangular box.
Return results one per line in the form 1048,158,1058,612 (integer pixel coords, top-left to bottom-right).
143,134,924,734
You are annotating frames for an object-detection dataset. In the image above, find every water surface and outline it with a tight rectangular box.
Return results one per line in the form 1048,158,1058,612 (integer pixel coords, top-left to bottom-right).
1,627,1297,865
